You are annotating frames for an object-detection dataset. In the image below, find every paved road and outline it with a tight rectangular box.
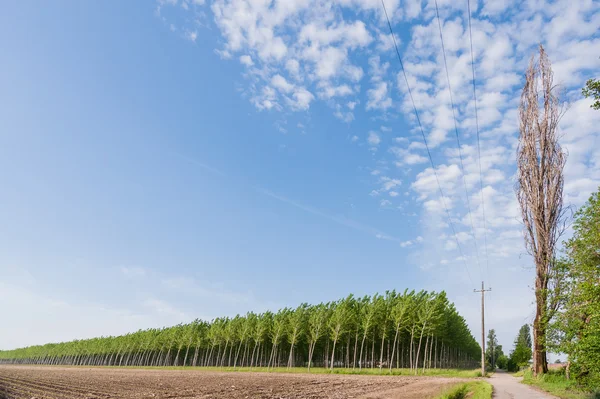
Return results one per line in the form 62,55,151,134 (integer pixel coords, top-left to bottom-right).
490,370,557,399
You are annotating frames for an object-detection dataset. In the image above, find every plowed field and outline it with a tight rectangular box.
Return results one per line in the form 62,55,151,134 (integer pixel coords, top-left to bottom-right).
0,365,465,399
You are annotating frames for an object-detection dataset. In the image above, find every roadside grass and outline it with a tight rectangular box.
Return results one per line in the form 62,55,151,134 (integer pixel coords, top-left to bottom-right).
512,369,525,377
46,364,480,378
521,369,600,399
435,381,493,399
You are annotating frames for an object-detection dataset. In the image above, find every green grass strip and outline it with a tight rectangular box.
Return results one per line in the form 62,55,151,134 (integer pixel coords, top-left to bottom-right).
435,381,492,399
21,364,482,378
521,370,600,399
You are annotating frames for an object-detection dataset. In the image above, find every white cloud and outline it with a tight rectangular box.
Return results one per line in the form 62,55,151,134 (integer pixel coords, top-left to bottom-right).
424,196,454,213
391,146,428,166
377,31,400,51
400,235,424,247
186,30,198,42
286,59,300,76
272,74,294,93
368,131,381,146
380,176,402,191
239,54,254,66
160,0,600,356
367,82,392,110
319,83,354,99
412,164,461,199
290,87,314,110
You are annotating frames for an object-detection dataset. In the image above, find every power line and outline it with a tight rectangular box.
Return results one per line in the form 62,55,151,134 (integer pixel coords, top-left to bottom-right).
380,0,474,285
433,0,483,282
466,0,491,283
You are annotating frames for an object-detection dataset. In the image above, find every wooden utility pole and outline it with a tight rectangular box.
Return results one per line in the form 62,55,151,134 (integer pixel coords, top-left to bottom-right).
474,281,491,376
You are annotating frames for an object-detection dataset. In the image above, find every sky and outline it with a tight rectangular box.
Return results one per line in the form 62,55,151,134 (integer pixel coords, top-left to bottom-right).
0,0,598,358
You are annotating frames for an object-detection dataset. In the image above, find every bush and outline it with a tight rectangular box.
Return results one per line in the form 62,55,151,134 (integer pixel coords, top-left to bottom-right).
506,357,519,372
568,362,600,392
496,355,508,370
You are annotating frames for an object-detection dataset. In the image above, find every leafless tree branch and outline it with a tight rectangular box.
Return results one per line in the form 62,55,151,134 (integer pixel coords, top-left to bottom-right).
515,45,567,376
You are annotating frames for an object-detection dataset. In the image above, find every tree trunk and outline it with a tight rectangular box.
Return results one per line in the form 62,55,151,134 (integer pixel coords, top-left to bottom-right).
183,344,191,367
422,335,429,374
359,333,367,370
371,336,375,369
330,337,338,370
390,326,400,371
409,326,416,370
533,276,549,375
415,322,427,375
353,331,358,369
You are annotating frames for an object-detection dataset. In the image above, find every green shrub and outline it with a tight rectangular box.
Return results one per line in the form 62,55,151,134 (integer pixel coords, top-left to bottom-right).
496,355,508,370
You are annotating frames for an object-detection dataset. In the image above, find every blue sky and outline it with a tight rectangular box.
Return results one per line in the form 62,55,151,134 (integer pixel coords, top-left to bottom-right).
0,0,598,357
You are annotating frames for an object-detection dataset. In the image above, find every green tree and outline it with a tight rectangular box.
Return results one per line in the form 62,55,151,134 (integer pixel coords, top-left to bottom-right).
286,304,307,368
510,324,533,368
328,295,354,370
0,289,482,371
268,308,289,369
582,78,600,110
496,354,509,370
389,290,411,371
357,295,377,370
550,188,600,388
306,303,329,371
485,329,500,369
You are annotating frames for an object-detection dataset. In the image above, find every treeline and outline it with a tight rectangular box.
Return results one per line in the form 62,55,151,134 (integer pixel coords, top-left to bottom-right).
485,325,531,372
0,290,480,373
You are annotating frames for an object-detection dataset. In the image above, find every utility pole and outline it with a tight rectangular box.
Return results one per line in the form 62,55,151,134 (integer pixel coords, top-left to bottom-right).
474,281,491,376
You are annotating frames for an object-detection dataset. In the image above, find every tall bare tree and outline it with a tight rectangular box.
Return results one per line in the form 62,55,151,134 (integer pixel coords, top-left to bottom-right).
516,45,567,376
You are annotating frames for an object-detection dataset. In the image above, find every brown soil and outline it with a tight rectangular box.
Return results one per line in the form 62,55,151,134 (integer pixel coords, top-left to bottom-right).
0,365,465,399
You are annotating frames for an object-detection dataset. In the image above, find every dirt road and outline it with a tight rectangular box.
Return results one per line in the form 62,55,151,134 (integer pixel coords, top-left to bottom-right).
0,365,465,399
490,370,557,399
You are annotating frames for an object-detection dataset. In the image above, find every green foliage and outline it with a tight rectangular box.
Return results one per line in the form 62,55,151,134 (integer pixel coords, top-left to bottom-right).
509,324,532,369
496,354,508,370
485,329,503,369
549,188,600,389
0,289,481,373
436,381,492,399
582,79,600,110
522,369,599,399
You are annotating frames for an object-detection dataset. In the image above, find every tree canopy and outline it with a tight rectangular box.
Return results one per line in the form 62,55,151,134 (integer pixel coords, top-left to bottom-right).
582,78,600,110
510,324,533,369
0,289,480,373
549,188,600,389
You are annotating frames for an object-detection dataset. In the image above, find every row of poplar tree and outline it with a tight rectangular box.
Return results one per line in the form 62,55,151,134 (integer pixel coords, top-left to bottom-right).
0,290,481,373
